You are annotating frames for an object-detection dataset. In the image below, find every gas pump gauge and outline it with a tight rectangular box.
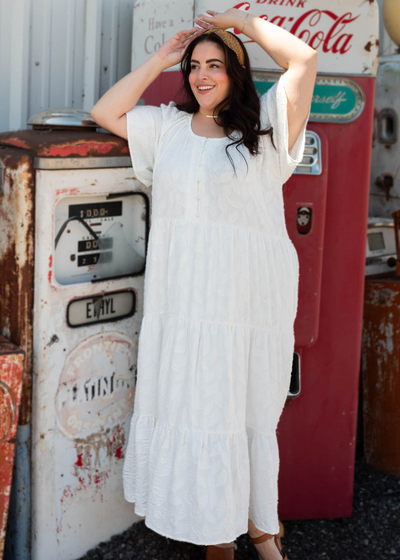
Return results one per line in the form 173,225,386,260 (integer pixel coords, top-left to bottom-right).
54,193,147,285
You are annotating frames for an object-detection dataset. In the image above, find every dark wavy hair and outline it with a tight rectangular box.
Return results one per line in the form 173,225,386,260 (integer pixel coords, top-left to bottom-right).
175,31,275,174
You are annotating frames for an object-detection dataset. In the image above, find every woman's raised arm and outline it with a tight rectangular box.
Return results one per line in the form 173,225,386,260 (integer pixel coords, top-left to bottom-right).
91,27,204,139
195,9,317,152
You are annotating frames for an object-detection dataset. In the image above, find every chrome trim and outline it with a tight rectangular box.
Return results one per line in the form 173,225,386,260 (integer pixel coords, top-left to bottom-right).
34,156,132,170
293,131,322,175
288,351,301,398
28,108,97,128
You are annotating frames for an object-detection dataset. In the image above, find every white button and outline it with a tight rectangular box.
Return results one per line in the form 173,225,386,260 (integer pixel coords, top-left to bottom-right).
196,196,200,200
198,164,202,167
196,213,200,217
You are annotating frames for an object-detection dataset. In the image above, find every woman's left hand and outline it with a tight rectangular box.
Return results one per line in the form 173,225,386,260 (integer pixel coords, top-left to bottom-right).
194,8,247,32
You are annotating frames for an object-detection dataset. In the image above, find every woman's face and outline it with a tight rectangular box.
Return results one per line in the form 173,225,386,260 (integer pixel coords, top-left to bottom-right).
189,41,232,113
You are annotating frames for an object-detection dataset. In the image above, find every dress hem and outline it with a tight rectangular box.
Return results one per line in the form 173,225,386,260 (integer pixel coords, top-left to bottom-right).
144,515,249,546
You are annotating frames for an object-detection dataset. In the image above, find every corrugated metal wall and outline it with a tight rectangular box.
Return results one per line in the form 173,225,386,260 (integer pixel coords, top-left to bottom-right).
0,0,134,133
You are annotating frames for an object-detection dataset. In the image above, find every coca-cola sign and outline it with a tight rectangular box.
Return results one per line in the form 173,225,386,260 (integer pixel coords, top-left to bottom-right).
131,0,379,75
196,0,379,75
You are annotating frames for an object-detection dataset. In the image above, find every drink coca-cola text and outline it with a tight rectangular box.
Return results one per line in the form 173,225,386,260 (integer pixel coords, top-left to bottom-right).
233,2,360,55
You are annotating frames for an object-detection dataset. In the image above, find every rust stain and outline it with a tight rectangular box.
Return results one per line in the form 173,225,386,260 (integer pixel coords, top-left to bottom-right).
0,149,35,425
364,41,372,53
0,338,24,556
362,279,400,477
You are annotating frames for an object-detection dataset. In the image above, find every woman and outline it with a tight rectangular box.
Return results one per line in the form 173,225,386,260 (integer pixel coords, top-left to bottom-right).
91,7,317,560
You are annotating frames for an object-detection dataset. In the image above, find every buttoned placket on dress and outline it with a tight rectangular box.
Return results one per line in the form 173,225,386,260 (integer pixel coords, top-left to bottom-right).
195,138,208,218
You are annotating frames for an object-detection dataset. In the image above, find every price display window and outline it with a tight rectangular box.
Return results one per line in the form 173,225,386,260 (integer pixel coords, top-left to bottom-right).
54,193,148,285
367,231,385,253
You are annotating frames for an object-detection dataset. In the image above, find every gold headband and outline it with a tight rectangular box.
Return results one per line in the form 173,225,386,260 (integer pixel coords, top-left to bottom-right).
201,28,245,67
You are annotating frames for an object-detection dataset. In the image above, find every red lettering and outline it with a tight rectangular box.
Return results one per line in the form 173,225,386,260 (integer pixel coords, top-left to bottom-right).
297,29,311,42
309,30,325,50
290,9,323,37
331,33,353,54
232,2,250,33
323,12,359,53
232,3,358,55
270,15,286,27
232,2,250,10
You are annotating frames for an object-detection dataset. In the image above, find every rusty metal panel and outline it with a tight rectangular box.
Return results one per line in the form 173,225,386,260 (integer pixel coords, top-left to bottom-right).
0,130,129,160
362,277,400,477
0,147,35,426
0,337,24,557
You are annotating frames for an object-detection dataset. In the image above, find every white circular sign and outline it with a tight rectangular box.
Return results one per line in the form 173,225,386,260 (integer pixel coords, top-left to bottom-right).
55,332,136,439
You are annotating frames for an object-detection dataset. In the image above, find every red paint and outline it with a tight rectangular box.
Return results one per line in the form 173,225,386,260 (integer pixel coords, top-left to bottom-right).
75,454,83,467
47,255,52,284
41,142,129,157
55,188,80,199
0,338,24,556
114,446,123,459
277,75,376,520
1,137,30,149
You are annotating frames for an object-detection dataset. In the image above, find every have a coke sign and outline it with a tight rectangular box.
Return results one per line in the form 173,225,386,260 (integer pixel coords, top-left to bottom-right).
132,0,379,75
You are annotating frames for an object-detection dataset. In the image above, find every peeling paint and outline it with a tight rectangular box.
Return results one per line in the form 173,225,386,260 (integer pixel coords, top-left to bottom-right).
0,338,24,557
0,129,129,159
0,149,35,425
72,425,125,474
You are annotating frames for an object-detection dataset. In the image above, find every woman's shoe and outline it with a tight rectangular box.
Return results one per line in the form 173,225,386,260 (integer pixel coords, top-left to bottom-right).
249,520,288,559
205,543,235,559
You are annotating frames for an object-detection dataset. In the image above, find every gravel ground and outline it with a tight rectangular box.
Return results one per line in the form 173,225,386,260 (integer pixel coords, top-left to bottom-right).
79,450,400,560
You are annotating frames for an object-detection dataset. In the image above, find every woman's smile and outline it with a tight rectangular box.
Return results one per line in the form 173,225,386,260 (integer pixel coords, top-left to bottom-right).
197,84,216,94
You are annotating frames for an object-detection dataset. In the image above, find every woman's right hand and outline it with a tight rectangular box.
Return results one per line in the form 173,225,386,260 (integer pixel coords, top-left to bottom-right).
155,27,204,68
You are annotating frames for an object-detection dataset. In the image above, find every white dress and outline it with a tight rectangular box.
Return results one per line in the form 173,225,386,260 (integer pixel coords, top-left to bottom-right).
123,73,309,546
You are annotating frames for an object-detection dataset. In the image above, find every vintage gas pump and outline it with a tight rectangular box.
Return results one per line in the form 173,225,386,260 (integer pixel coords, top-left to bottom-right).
131,0,378,519
0,110,149,559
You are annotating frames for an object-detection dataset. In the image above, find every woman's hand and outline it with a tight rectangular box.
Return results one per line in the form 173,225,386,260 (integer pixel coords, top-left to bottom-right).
155,27,204,68
194,8,247,32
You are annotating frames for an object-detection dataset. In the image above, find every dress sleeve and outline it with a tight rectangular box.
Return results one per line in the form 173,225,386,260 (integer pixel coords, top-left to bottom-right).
125,104,163,188
259,72,310,184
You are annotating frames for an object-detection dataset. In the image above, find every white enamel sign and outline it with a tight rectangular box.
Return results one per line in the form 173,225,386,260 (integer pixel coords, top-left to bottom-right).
132,0,379,75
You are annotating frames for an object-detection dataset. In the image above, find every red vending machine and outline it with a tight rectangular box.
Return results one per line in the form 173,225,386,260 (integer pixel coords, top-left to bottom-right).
131,0,378,519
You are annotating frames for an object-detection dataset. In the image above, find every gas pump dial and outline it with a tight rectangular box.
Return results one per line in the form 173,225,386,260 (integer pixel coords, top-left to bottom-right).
54,193,147,285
